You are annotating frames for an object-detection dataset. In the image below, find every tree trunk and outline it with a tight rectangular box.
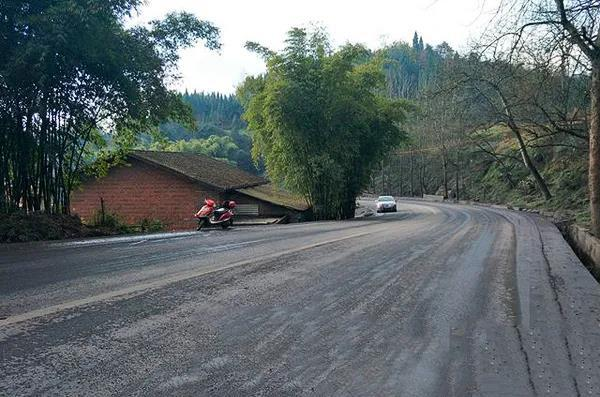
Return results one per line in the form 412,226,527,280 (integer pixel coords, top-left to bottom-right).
419,154,425,197
409,153,414,196
590,62,600,235
380,160,385,193
495,88,552,200
442,151,448,199
399,157,404,197
455,151,460,201
342,191,357,220
510,124,552,200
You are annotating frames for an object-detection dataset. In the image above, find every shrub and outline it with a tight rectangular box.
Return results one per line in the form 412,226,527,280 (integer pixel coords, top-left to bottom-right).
90,210,131,234
140,218,165,233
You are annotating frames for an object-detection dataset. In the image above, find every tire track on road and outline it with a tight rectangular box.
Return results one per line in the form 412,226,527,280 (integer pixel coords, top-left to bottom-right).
0,225,405,328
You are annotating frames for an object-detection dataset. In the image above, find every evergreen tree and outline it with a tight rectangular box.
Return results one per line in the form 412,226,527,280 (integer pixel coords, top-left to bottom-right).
412,32,420,50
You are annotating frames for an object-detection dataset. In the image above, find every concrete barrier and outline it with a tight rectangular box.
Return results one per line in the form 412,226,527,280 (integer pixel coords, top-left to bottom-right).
561,224,600,280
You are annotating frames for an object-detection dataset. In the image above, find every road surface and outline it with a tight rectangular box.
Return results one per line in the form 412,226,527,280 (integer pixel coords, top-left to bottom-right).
1,200,600,396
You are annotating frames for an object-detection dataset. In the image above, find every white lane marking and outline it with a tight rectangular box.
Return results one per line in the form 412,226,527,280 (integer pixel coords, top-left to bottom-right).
51,231,200,248
0,231,372,327
129,239,148,246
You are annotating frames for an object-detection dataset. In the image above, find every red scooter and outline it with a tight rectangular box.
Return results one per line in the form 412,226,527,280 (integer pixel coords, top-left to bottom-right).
194,198,236,230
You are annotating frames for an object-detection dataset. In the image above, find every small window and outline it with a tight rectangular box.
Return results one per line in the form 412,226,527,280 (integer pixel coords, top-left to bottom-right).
236,204,259,216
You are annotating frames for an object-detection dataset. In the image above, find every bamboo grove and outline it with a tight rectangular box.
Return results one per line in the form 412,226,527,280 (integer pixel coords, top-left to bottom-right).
0,83,96,213
0,0,220,214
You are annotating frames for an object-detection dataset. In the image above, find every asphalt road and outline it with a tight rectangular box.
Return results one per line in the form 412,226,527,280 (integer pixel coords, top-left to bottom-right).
1,200,600,396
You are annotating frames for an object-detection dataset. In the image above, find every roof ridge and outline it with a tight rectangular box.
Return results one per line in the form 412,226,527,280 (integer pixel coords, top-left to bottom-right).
129,150,267,191
133,149,246,167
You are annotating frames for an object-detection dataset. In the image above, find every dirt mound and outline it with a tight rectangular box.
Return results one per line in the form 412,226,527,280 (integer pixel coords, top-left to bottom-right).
0,212,98,243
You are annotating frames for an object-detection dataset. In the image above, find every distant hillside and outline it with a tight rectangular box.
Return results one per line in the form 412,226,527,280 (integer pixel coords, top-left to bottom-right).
366,33,591,225
156,92,261,175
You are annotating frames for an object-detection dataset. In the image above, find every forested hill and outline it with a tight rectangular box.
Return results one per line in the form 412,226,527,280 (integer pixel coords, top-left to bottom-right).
161,92,244,140
382,32,451,99
186,92,243,129
372,33,590,224
156,92,259,174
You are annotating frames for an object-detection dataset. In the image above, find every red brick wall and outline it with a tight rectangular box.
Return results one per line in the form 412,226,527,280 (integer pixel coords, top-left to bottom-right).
71,159,219,230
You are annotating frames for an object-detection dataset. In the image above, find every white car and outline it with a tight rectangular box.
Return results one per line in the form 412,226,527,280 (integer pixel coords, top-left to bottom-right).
376,196,397,213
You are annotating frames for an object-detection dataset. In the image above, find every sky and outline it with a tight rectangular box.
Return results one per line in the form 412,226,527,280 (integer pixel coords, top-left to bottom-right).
132,0,502,94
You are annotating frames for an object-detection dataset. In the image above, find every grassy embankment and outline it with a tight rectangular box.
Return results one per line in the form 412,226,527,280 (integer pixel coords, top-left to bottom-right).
465,126,589,225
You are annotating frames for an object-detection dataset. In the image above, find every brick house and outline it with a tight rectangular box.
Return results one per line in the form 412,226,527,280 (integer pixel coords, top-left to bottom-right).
71,150,311,230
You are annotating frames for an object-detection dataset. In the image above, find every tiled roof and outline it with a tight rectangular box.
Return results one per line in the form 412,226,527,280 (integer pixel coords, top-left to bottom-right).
130,150,267,191
236,184,311,212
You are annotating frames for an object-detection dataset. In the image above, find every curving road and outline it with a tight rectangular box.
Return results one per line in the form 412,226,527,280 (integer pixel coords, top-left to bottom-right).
1,201,600,396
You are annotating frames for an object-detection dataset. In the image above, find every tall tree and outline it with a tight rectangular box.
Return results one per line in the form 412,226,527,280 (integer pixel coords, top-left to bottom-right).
412,32,420,51
0,1,220,214
238,28,411,220
452,56,554,200
489,0,600,232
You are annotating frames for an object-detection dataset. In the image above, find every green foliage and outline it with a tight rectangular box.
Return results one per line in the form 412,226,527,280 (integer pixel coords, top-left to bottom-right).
454,132,589,220
156,92,261,174
160,92,246,140
153,136,239,165
239,27,411,220
379,32,450,99
0,1,220,214
90,210,131,234
140,218,165,233
90,211,164,234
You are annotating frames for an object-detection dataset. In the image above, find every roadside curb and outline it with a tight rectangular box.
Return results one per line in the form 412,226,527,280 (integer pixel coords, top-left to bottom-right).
556,223,600,280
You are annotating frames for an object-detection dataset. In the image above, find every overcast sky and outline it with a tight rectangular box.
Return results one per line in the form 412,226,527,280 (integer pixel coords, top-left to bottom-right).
132,0,501,94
